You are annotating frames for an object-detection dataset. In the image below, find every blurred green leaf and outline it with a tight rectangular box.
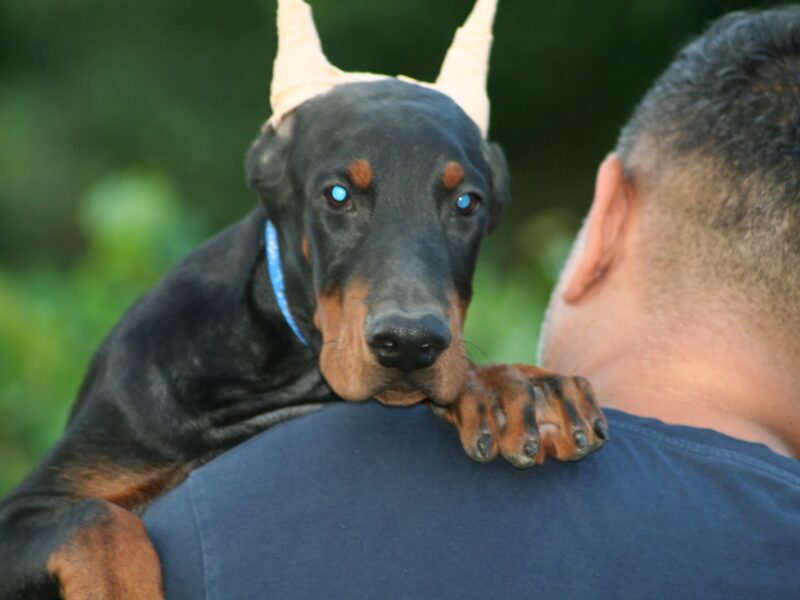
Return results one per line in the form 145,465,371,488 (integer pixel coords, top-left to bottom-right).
0,169,202,494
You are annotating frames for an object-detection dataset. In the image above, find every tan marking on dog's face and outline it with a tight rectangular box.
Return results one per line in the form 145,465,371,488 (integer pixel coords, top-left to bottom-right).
301,236,310,264
314,283,471,406
443,161,465,190
429,292,471,405
348,159,373,190
314,281,380,401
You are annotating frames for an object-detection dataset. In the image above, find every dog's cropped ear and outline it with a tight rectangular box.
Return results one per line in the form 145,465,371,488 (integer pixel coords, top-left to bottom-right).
245,116,295,208
486,142,511,232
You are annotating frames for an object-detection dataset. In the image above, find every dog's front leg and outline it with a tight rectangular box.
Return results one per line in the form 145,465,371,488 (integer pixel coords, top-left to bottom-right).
0,498,163,600
436,365,609,468
56,503,161,600
0,451,189,599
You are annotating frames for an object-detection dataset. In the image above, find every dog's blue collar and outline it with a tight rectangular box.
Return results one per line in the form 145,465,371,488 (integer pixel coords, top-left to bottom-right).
264,220,310,347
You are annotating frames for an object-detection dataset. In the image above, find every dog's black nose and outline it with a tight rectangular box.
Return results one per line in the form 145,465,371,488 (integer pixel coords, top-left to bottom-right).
366,312,451,372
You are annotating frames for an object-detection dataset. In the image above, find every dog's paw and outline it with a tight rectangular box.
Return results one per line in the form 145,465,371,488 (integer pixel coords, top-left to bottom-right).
435,364,608,468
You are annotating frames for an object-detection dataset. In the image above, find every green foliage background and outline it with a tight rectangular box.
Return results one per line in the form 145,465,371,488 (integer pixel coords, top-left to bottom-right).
0,0,772,494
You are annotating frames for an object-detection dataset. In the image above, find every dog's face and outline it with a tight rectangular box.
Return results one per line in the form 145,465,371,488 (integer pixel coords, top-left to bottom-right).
247,80,510,405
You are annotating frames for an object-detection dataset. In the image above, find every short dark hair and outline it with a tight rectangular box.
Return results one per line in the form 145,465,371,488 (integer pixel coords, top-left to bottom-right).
616,6,800,347
618,7,800,180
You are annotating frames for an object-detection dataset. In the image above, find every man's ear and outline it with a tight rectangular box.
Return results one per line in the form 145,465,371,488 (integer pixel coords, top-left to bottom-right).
563,153,630,303
486,142,511,232
245,117,294,210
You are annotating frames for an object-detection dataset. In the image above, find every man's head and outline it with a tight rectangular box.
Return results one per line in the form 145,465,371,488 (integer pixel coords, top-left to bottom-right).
541,7,800,372
246,0,510,406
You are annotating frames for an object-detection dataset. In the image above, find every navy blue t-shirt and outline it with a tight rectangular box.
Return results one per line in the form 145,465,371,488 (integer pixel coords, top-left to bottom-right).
144,403,800,599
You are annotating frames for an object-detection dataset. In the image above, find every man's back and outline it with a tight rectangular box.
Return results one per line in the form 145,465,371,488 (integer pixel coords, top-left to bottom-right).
145,402,800,599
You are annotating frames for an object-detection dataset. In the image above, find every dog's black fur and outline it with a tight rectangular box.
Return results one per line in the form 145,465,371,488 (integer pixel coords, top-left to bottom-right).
0,80,605,599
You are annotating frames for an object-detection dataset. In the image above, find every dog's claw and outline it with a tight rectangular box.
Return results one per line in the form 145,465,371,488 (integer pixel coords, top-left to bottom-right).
476,433,493,460
594,419,609,441
522,438,538,458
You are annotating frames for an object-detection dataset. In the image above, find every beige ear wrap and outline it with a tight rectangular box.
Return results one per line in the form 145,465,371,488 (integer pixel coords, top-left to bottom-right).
268,0,497,138
434,0,497,138
269,0,344,121
268,0,386,129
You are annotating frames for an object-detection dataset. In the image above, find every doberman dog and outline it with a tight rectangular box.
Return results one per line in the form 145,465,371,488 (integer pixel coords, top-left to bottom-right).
0,15,607,600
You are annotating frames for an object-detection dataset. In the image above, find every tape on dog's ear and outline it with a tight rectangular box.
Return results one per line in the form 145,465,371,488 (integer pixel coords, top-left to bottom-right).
486,142,511,233
269,0,497,138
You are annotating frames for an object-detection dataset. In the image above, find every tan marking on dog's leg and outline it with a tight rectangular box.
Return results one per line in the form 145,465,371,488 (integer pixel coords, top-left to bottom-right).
48,502,164,600
59,464,191,511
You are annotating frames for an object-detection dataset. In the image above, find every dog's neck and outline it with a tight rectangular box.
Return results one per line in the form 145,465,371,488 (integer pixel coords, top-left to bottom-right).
248,211,317,351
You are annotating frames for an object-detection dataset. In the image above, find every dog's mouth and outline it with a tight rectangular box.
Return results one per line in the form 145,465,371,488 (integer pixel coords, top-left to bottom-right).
319,342,466,406
372,374,433,406
374,389,428,406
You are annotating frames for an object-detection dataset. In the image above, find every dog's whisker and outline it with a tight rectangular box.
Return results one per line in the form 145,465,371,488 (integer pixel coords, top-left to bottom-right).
462,339,492,364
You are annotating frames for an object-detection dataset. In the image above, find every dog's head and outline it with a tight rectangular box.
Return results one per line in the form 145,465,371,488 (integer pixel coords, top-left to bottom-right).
247,79,510,405
246,0,508,405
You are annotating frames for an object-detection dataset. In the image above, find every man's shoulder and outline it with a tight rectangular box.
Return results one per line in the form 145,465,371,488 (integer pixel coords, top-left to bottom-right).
145,402,800,600
602,408,800,486
175,401,800,492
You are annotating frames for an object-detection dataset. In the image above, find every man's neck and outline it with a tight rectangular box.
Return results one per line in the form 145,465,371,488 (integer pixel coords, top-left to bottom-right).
565,313,800,460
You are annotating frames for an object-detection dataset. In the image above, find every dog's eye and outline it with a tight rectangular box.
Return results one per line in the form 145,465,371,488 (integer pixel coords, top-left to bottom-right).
325,185,351,209
455,193,480,216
